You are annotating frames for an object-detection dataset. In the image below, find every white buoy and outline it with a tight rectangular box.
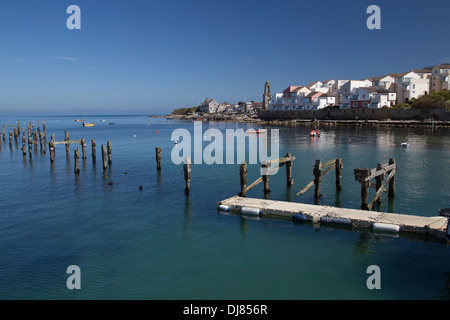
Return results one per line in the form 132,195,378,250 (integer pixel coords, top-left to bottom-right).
219,205,230,212
133,135,136,138
241,207,261,216
373,223,401,233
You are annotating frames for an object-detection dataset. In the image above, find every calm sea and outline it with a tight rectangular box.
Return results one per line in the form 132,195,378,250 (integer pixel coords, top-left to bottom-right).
0,115,449,300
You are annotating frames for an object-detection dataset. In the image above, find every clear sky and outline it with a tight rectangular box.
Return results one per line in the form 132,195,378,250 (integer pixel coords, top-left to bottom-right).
1,0,449,115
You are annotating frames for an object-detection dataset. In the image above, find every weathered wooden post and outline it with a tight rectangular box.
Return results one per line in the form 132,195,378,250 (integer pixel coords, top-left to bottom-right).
102,144,107,171
39,131,43,151
156,147,161,171
183,157,191,194
28,135,33,158
335,158,343,190
375,163,384,207
262,160,270,193
107,140,112,165
2,125,6,141
13,127,18,143
64,130,70,155
22,135,26,156
49,140,55,163
313,160,322,198
91,140,96,160
239,161,247,197
9,131,13,147
285,153,294,186
81,138,86,160
388,158,396,197
74,148,80,174
359,168,371,210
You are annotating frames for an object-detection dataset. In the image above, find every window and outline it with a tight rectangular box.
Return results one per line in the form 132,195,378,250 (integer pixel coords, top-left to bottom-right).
353,102,358,107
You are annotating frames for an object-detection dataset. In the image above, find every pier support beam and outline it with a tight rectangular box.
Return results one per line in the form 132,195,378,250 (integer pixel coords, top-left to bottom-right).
313,160,322,198
335,158,343,190
156,147,161,171
285,153,294,186
239,161,247,197
262,160,270,193
388,158,396,197
184,157,191,194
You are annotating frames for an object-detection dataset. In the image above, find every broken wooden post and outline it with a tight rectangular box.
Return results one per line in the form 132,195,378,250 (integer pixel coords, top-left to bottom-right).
102,144,107,171
183,157,191,194
13,127,18,143
22,135,26,156
2,126,5,141
335,158,343,190
91,140,96,160
156,147,161,171
356,168,371,210
81,138,86,160
313,160,322,198
107,140,112,165
375,163,384,207
64,130,70,155
285,153,294,186
262,160,270,193
49,140,55,163
239,161,248,197
28,135,33,158
9,131,13,147
388,158,396,197
74,148,80,174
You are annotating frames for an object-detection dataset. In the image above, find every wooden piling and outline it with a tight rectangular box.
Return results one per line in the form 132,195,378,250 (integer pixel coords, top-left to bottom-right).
239,161,248,197
183,157,191,194
91,140,96,160
102,144,107,171
74,148,80,174
81,138,86,160
22,135,26,156
28,136,33,158
388,158,396,197
49,141,55,163
13,127,18,143
335,158,343,190
65,130,70,155
285,153,294,186
313,160,322,198
156,147,161,171
2,126,6,141
9,131,13,146
359,168,371,210
262,160,270,193
107,140,112,165
375,163,384,206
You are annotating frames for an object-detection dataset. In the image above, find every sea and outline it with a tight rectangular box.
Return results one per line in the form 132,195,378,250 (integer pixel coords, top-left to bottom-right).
0,114,449,300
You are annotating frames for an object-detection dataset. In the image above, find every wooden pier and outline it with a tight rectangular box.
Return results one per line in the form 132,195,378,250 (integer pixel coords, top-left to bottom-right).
217,196,449,239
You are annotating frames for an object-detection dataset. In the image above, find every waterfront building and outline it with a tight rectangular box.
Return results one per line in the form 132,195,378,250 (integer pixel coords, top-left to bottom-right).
430,64,450,92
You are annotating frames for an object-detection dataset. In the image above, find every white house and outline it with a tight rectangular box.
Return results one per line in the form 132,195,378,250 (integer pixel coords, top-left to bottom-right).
396,78,430,103
341,87,396,109
368,75,395,89
200,98,220,113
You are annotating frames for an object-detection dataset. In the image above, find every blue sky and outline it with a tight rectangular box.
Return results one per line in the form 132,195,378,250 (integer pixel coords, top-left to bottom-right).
1,0,449,115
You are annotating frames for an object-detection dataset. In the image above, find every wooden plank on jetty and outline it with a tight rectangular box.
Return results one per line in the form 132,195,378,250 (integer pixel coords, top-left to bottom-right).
217,196,449,239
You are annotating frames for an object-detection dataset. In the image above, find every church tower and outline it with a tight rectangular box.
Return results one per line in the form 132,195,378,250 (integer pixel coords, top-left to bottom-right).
262,80,272,110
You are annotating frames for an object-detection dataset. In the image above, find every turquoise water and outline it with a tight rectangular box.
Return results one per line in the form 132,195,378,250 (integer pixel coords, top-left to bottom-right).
0,115,449,300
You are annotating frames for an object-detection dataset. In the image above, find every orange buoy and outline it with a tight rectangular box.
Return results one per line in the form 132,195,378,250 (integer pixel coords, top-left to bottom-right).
310,130,321,137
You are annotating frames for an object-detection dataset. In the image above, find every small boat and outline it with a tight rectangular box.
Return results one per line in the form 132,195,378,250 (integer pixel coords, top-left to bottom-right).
310,130,321,137
82,122,95,127
166,117,173,120
401,142,410,148
247,129,266,134
74,119,83,122
109,122,115,125
100,120,106,122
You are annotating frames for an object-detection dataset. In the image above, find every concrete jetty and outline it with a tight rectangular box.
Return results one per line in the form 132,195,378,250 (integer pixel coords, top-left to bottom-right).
218,196,449,240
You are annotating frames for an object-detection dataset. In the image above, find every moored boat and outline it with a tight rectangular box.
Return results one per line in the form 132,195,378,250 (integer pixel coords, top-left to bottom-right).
82,122,95,127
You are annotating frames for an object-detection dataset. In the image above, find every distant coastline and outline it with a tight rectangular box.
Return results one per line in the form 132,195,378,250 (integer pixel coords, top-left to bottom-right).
151,107,450,128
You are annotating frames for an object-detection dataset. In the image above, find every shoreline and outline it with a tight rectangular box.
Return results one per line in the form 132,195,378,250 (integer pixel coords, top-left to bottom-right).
152,114,450,128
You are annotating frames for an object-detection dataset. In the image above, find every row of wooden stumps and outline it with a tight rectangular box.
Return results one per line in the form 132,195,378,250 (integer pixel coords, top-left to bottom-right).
2,121,48,157
47,130,112,174
155,147,191,194
239,153,296,197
